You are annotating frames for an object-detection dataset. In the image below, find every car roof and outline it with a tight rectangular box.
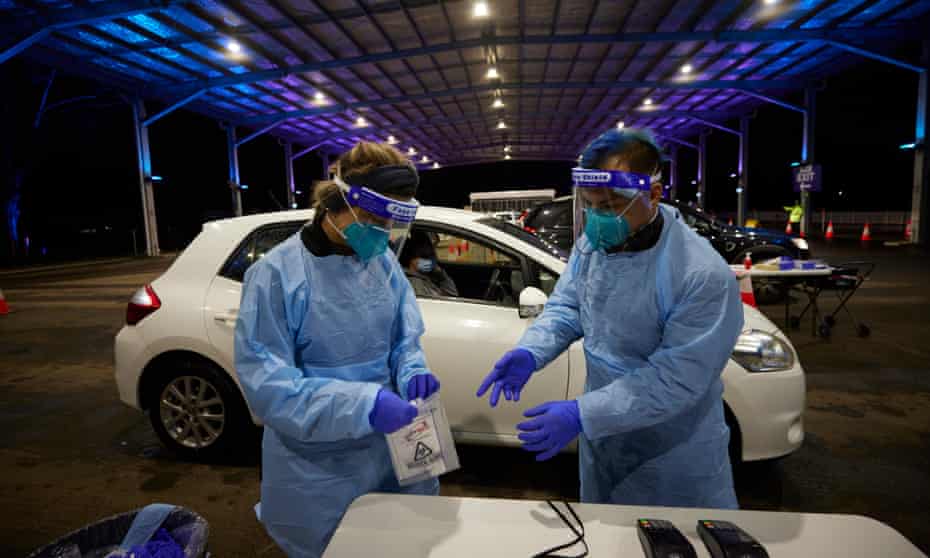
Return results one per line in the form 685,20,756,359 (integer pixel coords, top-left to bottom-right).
200,206,488,237
191,206,564,274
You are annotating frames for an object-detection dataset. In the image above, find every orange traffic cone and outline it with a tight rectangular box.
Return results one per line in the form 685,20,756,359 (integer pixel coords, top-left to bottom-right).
728,218,734,226
738,274,757,308
861,222,872,241
785,221,793,235
905,219,912,241
825,221,835,240
0,288,9,316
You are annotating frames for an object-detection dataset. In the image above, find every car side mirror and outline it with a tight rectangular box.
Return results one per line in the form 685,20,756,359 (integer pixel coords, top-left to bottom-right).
518,287,548,319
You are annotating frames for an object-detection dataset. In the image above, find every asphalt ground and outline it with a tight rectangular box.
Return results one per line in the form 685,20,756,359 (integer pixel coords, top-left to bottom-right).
1,238,928,556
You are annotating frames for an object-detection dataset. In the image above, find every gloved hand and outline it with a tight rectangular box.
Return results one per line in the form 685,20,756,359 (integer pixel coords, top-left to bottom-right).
369,389,417,434
516,400,583,462
476,348,537,407
406,373,441,401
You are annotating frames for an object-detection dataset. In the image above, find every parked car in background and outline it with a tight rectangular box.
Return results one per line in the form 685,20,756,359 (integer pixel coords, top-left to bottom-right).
115,207,805,466
523,197,811,303
490,210,524,225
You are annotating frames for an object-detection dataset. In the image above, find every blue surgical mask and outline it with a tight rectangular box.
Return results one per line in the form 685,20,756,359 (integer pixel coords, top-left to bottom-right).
583,194,640,251
328,214,390,263
415,258,436,274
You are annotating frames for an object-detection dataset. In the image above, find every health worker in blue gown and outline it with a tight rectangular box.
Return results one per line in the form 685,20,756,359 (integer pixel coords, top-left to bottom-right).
235,141,441,558
477,128,744,509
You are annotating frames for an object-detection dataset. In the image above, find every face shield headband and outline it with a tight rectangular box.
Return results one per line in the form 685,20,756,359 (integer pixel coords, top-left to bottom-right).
332,175,419,225
571,168,654,196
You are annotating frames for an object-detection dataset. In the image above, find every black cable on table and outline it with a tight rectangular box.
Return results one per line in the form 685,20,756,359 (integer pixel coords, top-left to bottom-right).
532,501,589,558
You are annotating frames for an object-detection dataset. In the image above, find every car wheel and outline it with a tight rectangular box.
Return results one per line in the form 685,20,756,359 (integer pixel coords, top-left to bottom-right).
147,358,256,461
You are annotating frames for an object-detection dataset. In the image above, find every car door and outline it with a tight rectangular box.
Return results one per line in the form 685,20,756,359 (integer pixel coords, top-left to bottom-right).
203,222,303,373
410,222,571,443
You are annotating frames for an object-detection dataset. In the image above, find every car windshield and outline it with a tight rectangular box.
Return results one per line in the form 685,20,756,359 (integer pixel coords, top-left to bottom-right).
477,217,569,262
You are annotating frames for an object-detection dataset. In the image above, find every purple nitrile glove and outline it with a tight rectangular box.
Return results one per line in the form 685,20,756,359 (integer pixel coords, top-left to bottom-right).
517,400,582,462
406,373,441,401
369,389,417,434
476,348,537,407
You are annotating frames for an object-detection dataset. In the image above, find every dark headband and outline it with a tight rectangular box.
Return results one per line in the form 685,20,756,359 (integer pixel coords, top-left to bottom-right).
345,164,419,197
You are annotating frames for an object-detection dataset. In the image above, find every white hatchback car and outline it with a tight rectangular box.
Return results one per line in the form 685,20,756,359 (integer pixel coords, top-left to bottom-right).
115,207,805,462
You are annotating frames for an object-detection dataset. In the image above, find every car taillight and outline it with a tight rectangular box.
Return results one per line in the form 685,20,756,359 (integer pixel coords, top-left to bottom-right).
126,285,161,325
524,226,537,234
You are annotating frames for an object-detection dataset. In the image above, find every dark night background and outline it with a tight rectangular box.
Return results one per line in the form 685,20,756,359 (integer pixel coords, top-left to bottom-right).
0,48,921,266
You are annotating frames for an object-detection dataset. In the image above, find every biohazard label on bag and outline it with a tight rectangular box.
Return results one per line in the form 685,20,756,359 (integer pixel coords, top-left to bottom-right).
386,393,460,486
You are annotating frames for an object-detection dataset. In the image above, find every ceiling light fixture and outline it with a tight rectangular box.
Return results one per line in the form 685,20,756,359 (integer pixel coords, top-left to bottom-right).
473,1,489,17
486,67,500,79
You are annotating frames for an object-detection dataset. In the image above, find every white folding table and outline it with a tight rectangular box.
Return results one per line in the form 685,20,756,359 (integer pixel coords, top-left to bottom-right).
730,264,834,335
325,494,925,557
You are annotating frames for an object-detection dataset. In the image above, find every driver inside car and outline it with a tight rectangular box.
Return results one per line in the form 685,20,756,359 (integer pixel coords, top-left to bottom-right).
398,230,459,298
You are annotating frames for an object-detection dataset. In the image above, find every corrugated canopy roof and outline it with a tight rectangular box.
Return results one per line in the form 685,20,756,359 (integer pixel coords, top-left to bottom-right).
3,0,929,166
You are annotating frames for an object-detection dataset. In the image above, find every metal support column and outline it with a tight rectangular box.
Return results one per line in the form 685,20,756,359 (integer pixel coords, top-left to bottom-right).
226,125,243,217
668,145,678,201
911,43,929,245
321,152,331,179
284,142,296,209
738,116,750,227
801,87,816,237
130,99,159,256
698,132,708,209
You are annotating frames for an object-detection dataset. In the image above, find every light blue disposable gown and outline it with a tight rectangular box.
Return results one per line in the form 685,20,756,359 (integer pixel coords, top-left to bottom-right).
519,205,744,508
234,232,439,558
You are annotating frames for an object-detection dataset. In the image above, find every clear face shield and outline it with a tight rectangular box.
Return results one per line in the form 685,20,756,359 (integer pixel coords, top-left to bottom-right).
332,175,420,262
571,168,655,253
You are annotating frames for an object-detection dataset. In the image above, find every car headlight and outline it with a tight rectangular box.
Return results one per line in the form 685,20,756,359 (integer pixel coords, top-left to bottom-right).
732,330,795,372
791,238,809,251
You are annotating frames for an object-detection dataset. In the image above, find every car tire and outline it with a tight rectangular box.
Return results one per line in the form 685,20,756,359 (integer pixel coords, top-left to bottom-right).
146,357,257,462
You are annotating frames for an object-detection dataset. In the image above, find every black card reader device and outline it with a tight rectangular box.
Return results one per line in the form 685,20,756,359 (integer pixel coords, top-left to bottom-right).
637,518,697,558
697,519,769,558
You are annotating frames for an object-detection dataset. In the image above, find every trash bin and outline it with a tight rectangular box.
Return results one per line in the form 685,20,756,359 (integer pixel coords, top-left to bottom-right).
27,506,208,558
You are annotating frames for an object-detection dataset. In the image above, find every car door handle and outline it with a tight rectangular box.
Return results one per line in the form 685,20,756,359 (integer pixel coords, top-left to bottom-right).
214,311,238,326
